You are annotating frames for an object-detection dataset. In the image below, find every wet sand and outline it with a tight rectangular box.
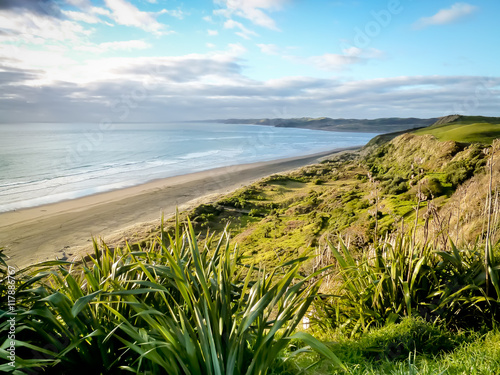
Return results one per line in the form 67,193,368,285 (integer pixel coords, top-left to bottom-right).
0,147,357,268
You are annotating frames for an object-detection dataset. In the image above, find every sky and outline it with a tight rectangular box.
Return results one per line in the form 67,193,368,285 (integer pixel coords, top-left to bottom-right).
0,0,499,123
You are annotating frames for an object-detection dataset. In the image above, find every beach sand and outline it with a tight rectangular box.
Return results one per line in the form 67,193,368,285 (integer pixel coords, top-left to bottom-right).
0,147,357,268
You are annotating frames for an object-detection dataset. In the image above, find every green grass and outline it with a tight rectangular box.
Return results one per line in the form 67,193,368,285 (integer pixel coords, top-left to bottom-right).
166,124,492,267
288,324,500,375
0,219,343,374
414,116,500,144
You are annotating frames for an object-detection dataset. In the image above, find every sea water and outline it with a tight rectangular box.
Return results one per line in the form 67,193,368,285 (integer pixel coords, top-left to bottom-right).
0,122,377,212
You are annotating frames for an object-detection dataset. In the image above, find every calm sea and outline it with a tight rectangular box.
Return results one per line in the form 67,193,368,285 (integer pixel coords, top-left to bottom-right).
0,123,377,212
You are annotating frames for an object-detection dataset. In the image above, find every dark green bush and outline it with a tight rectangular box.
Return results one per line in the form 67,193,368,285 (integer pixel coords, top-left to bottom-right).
383,176,409,195
356,199,371,210
444,146,486,187
423,177,444,198
249,208,265,217
445,166,472,187
312,178,323,185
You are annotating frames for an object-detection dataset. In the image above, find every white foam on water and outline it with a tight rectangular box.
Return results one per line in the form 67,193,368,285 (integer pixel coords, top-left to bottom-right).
0,122,377,212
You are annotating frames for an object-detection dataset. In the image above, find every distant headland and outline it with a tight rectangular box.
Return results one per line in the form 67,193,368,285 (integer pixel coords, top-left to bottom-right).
198,116,439,133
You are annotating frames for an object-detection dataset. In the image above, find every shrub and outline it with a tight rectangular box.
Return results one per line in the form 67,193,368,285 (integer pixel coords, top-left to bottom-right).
249,208,265,217
356,199,370,210
383,176,409,195
312,236,500,337
0,218,343,374
445,167,471,188
357,317,468,361
423,177,444,198
312,179,323,185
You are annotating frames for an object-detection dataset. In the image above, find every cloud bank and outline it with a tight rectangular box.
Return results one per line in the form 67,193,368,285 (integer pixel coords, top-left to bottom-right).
1,49,498,123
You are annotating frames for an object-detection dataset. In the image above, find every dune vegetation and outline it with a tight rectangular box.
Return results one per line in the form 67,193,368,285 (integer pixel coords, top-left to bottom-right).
2,115,500,374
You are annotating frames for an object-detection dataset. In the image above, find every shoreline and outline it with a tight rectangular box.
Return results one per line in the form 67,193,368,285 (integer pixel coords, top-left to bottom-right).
0,146,358,268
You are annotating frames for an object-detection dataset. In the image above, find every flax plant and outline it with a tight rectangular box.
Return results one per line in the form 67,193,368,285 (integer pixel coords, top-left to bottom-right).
314,235,500,337
0,217,343,374
104,219,343,374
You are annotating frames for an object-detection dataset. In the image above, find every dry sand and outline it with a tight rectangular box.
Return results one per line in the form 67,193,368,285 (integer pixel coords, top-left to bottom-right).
0,147,357,268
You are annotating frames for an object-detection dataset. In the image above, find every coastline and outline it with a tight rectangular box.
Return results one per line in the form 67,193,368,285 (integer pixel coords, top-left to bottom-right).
0,146,358,268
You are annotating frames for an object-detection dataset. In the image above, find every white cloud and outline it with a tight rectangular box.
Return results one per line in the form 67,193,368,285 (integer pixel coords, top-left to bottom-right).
307,48,383,71
257,43,298,58
0,8,91,44
158,9,185,20
103,0,171,35
203,15,213,22
226,43,247,56
62,3,115,26
224,19,258,39
342,46,362,56
76,40,152,53
257,43,279,55
0,44,77,85
62,9,103,24
343,47,383,58
414,2,477,29
91,7,112,17
208,29,219,36
309,53,361,70
214,0,286,30
65,0,93,7
2,68,499,122
206,43,216,48
0,43,249,89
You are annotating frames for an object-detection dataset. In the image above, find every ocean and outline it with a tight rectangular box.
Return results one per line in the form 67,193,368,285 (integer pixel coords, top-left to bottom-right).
0,122,377,212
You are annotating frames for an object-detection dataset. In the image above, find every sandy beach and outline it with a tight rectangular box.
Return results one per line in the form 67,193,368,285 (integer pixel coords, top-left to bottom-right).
0,147,356,268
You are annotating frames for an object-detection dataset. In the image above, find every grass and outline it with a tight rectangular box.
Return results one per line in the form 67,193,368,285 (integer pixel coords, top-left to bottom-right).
414,116,500,144
0,218,343,374
289,323,500,375
320,235,500,334
158,122,494,268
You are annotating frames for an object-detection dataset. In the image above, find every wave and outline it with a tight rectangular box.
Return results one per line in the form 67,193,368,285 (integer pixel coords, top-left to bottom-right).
0,125,377,211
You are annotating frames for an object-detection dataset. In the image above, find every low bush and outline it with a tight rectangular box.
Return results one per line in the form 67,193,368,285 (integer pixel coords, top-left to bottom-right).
354,317,469,361
382,176,409,195
0,218,343,374
312,236,500,337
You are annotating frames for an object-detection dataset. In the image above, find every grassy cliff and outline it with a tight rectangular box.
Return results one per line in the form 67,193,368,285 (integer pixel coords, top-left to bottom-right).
413,115,500,143
160,116,498,270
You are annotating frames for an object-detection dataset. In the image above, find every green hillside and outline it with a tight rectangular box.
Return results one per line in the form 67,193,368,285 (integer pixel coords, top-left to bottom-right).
4,116,500,374
155,128,492,269
413,115,500,144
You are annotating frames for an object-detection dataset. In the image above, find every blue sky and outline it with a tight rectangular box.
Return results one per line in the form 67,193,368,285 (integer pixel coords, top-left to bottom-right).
0,0,498,122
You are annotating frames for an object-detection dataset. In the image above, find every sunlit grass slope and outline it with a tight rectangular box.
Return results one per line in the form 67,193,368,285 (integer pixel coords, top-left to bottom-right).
414,116,500,144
